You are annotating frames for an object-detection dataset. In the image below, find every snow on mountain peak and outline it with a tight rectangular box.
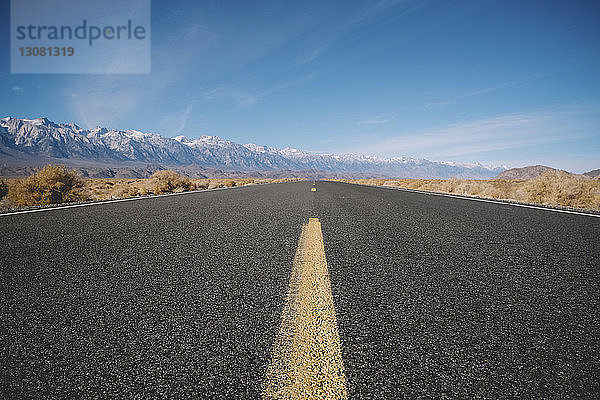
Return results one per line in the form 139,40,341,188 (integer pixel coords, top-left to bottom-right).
199,135,227,142
125,130,155,140
172,135,188,143
0,117,507,179
244,143,280,154
244,143,263,152
23,117,52,126
280,147,307,157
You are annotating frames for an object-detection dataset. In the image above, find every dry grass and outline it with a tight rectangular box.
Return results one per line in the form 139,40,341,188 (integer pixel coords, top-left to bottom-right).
83,176,302,201
6,165,85,206
0,165,304,210
0,180,8,200
333,171,600,211
85,178,151,200
150,170,196,194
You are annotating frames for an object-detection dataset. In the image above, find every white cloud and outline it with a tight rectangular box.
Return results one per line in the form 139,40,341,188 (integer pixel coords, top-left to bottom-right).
66,76,141,128
175,103,194,134
350,110,594,159
11,86,24,93
422,81,515,109
357,115,392,125
197,86,259,108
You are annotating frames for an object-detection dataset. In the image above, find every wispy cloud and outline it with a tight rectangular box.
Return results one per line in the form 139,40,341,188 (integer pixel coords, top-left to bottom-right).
197,86,259,108
292,42,332,67
421,68,578,110
65,76,142,128
175,103,194,134
422,81,515,109
11,86,24,93
290,0,434,68
197,71,322,108
357,115,392,125
349,110,595,159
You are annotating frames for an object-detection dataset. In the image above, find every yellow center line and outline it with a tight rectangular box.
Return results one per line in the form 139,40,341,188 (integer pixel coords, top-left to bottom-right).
262,218,348,399
311,187,317,191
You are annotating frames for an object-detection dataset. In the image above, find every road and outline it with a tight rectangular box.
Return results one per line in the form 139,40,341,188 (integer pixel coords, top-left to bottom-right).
1,181,599,399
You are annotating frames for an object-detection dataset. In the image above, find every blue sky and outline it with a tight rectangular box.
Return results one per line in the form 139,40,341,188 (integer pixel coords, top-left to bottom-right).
1,0,599,172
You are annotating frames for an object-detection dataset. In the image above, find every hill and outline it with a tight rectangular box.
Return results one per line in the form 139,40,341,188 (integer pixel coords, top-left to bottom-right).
583,169,600,179
495,165,566,180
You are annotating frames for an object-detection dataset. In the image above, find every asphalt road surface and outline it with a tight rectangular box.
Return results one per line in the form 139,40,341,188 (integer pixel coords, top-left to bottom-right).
1,181,599,399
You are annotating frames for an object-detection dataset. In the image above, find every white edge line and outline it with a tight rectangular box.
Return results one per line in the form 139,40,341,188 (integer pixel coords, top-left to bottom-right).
333,181,600,219
0,185,242,217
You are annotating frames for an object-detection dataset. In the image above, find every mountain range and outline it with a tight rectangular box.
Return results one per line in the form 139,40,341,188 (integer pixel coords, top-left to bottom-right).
0,117,506,179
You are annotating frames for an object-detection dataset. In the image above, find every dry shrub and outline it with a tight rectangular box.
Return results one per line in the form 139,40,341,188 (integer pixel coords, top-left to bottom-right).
523,171,600,208
198,177,303,189
1,174,306,210
359,178,385,186
235,178,255,186
0,181,8,200
194,180,210,190
111,181,141,198
82,178,150,200
8,165,85,206
207,181,224,189
151,170,195,194
337,171,600,210
138,185,151,196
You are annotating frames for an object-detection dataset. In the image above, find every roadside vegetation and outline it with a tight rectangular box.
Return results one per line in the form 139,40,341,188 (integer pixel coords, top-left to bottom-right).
0,164,304,211
6,165,85,206
7,165,596,212
0,180,8,201
333,170,600,211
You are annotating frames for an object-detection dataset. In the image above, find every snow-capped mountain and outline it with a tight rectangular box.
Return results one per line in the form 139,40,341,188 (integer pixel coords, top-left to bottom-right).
0,117,505,178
